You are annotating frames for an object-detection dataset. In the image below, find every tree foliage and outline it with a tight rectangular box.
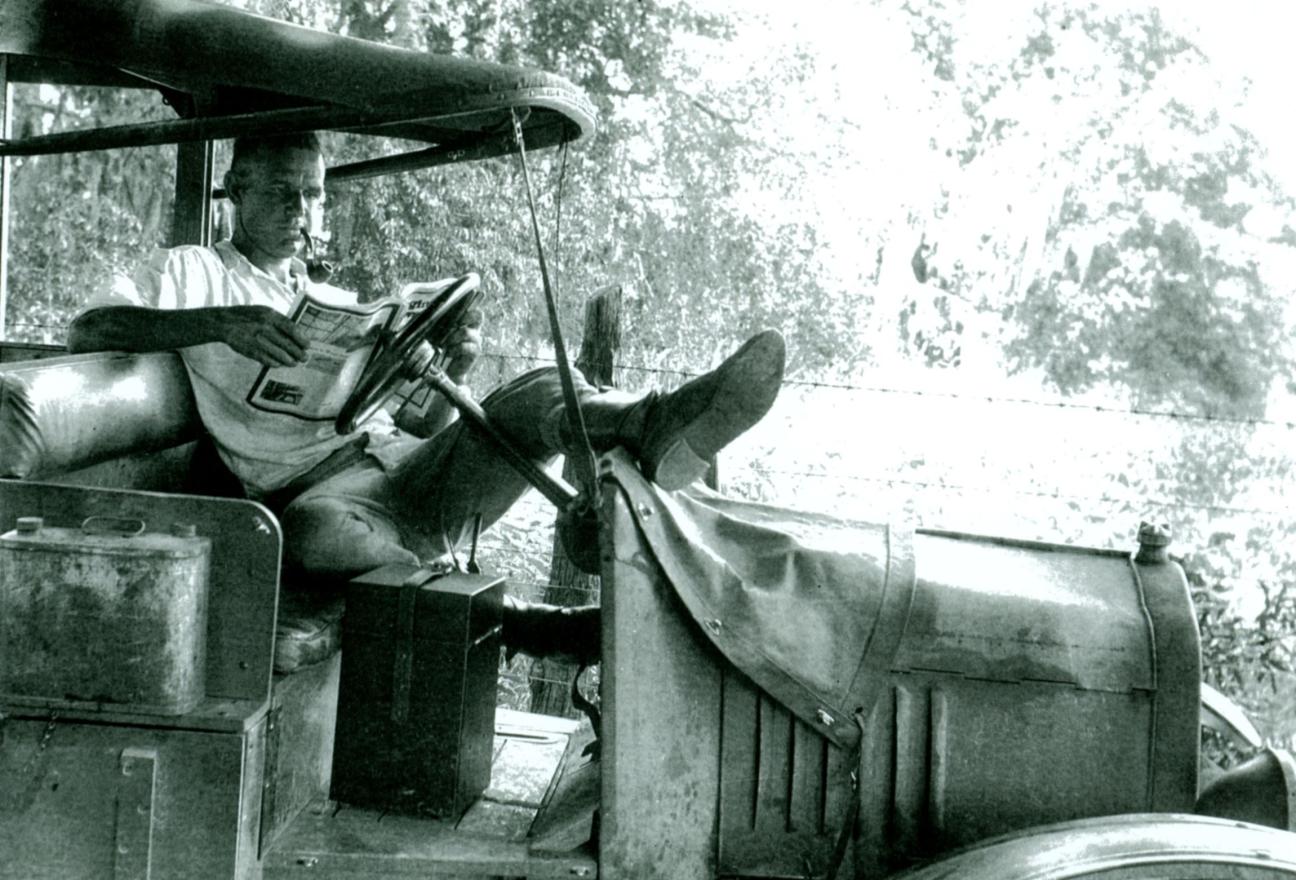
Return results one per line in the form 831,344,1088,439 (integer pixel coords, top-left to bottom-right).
6,86,175,342
889,1,1296,421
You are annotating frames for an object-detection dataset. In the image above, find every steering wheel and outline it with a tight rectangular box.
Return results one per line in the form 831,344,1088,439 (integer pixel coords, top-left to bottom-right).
335,273,481,434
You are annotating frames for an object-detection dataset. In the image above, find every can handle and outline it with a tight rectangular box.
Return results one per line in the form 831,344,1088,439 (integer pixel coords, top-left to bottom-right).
81,516,147,537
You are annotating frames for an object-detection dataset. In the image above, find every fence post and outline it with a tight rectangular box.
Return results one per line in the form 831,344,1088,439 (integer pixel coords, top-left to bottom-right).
528,285,621,716
0,57,12,341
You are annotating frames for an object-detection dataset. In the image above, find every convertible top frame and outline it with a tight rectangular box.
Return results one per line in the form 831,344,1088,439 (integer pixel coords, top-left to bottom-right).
0,0,597,338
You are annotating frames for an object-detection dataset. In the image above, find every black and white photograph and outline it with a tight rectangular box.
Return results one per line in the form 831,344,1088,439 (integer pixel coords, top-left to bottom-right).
0,1,1293,877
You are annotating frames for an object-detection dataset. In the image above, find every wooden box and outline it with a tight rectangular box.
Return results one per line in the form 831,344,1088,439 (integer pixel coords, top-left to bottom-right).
260,654,341,858
0,709,265,880
331,565,503,819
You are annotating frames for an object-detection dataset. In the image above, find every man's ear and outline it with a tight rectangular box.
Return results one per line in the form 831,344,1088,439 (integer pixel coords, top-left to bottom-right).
224,170,242,205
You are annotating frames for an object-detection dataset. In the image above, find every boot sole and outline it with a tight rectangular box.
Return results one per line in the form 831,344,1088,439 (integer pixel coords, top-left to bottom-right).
648,330,785,490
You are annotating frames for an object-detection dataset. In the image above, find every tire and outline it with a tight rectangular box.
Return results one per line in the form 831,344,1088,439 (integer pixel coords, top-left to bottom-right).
890,813,1296,879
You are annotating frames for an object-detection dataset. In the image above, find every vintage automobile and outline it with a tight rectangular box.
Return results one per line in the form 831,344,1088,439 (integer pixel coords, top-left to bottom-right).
1,2,1295,878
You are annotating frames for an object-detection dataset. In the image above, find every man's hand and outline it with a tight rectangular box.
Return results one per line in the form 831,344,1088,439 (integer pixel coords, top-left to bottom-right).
217,306,309,367
400,308,484,383
442,307,483,383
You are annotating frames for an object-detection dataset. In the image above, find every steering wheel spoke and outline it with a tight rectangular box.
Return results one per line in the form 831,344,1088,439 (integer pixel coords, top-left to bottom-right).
335,273,481,435
335,270,580,513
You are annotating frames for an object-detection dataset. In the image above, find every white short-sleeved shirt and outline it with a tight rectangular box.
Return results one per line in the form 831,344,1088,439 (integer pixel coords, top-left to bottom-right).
82,241,402,498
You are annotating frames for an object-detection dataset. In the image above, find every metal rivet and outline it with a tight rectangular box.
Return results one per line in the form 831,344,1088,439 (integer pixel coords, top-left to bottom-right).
637,504,653,518
706,619,722,635
570,867,593,878
816,709,835,727
297,856,319,867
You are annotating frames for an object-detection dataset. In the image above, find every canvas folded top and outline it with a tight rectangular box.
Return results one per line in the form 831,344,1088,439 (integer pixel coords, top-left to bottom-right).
0,351,201,479
603,450,915,749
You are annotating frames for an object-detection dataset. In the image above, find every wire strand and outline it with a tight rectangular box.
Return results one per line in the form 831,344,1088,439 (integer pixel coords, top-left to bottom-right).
4,327,1294,432
478,350,1296,432
750,466,1293,519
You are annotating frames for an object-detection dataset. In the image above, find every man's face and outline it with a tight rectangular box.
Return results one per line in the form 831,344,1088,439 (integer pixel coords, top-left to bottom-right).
228,147,326,261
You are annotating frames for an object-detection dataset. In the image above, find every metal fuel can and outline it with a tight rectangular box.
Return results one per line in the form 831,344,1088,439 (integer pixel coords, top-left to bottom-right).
0,515,210,715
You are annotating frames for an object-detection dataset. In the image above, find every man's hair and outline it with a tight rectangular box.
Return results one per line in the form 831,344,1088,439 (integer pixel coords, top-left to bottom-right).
229,131,324,173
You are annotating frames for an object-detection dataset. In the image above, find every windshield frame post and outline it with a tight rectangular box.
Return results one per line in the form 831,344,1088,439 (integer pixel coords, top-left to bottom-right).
171,137,213,247
0,55,12,340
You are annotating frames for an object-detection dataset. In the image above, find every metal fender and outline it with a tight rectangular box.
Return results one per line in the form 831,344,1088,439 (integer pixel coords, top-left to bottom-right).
1198,748,1296,832
890,814,1296,879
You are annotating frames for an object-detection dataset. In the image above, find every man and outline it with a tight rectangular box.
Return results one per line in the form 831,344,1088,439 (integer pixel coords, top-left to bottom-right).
68,132,784,660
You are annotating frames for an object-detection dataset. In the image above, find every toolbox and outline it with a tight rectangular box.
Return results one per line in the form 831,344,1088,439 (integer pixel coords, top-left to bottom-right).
0,515,210,715
331,564,504,819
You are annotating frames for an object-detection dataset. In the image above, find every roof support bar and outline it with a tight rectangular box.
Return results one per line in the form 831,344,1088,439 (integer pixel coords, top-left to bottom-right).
209,120,572,198
0,104,387,156
171,138,213,247
0,101,573,160
169,92,214,248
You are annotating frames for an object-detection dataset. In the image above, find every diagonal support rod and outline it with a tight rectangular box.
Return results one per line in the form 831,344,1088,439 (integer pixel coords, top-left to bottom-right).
509,108,599,502
421,365,578,510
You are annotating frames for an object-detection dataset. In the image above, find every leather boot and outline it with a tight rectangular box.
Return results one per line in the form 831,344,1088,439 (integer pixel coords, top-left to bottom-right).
637,330,785,489
502,595,600,663
566,330,786,490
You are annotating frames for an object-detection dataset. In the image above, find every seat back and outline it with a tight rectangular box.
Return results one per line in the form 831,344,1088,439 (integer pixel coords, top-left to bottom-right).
0,349,202,490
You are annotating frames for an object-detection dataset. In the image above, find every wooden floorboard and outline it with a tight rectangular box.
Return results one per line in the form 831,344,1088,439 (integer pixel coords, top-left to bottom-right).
263,709,596,879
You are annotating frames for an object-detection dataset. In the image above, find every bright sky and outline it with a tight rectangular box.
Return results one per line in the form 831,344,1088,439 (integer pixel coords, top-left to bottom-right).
1167,3,1296,192
703,0,1296,186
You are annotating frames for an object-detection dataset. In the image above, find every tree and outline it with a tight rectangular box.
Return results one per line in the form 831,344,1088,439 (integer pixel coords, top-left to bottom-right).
885,1,1296,420
233,0,856,380
6,85,175,343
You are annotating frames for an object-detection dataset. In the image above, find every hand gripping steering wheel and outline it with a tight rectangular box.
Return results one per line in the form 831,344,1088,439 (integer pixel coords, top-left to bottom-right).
335,273,481,435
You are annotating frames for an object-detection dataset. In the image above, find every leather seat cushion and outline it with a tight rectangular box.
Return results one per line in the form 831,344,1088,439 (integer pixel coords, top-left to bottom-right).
275,586,345,674
0,351,200,478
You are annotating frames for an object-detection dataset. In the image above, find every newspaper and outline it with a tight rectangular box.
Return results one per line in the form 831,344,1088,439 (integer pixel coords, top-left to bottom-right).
246,280,462,421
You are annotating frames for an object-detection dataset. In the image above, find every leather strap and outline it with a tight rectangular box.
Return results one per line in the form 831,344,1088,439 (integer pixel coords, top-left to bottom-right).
264,433,370,513
822,712,867,880
390,568,432,722
824,778,860,880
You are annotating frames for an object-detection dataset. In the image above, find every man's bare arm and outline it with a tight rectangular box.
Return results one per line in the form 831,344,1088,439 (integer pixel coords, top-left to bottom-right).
68,305,308,367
